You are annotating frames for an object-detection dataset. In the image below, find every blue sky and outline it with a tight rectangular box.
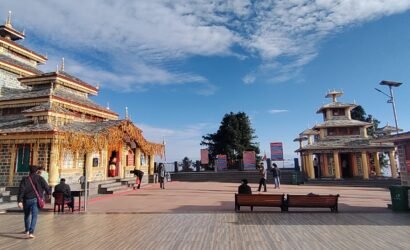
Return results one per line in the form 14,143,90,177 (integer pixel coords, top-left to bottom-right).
2,1,410,161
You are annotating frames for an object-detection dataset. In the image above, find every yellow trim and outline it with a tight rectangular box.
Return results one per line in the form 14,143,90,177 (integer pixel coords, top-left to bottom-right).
0,60,37,76
0,39,46,63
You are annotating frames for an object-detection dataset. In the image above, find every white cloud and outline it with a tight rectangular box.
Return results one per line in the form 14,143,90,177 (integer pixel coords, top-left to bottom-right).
268,109,289,114
138,123,212,161
3,0,410,89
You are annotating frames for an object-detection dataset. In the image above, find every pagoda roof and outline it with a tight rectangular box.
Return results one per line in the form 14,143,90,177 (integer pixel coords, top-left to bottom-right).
22,102,72,115
52,88,117,116
376,124,403,133
0,37,47,63
0,54,44,75
314,119,372,129
0,87,50,102
299,128,319,136
316,102,357,113
18,71,98,95
293,136,308,142
0,115,54,133
295,137,394,152
0,24,25,41
374,131,410,143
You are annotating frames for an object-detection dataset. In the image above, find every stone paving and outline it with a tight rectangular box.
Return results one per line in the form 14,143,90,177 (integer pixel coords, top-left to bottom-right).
0,181,409,250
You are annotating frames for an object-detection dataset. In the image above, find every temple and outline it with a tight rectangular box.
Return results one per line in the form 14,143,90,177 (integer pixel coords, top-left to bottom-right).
295,90,396,180
0,12,163,190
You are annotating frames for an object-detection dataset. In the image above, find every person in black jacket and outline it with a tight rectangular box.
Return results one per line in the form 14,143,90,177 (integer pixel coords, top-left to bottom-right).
53,178,73,208
238,179,252,194
272,163,281,189
18,165,50,238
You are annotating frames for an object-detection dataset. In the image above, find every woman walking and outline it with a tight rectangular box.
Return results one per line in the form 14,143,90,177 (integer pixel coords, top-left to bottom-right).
17,165,50,239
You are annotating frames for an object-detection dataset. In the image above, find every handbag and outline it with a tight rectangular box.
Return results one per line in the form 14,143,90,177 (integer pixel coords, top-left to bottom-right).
28,175,45,209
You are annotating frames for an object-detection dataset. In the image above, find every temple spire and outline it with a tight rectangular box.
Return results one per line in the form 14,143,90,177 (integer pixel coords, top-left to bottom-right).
60,58,65,72
5,11,12,27
325,90,343,103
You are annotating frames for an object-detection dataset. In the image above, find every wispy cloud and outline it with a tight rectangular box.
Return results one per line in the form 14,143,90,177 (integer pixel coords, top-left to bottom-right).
3,0,410,89
138,123,213,161
268,109,289,114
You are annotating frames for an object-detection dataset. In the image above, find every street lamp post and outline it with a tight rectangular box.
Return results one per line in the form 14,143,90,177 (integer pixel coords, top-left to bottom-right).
375,80,402,135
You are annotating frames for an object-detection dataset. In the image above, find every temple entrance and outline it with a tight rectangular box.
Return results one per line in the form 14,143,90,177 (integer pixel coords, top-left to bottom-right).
340,153,352,178
108,151,119,177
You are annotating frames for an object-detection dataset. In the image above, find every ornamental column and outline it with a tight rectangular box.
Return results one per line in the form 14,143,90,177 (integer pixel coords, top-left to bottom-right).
149,154,155,176
373,152,382,177
322,154,329,177
135,148,141,170
361,151,369,180
389,151,397,178
48,141,59,186
307,153,315,179
333,151,341,179
352,153,359,177
8,144,16,186
86,153,93,182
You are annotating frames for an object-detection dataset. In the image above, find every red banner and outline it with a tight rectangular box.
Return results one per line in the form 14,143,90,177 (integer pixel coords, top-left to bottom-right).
243,151,256,170
201,149,209,164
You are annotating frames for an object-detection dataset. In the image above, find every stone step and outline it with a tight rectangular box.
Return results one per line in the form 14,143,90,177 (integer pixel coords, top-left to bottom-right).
4,195,17,202
100,182,123,189
0,191,11,197
100,185,130,194
0,201,18,212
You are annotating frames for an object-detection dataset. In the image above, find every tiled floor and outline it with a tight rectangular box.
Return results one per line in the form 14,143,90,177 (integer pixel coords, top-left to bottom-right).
0,181,409,249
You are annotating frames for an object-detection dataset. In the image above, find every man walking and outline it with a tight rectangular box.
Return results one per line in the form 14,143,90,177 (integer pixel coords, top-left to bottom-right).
18,166,50,239
257,163,267,192
272,163,281,189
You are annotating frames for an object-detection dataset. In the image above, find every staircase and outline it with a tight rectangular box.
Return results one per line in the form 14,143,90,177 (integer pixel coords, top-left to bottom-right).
98,178,136,194
0,186,18,212
171,170,295,184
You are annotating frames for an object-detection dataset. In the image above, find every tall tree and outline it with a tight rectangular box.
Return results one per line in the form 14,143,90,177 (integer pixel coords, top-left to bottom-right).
201,112,260,161
351,105,380,137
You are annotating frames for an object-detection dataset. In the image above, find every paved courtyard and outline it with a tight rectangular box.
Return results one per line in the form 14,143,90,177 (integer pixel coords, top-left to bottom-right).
0,181,409,249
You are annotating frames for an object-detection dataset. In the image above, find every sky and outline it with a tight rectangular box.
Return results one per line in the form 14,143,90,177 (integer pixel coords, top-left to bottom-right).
1,1,410,162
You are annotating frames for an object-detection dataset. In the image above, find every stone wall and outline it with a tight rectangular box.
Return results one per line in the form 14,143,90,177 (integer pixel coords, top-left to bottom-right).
0,69,26,96
0,144,12,186
38,143,50,169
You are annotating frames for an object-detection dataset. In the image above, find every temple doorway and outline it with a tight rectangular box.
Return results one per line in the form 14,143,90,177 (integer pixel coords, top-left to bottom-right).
108,151,119,177
340,153,352,178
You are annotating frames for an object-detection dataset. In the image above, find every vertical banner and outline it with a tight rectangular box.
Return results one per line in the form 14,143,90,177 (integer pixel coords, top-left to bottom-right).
200,149,209,164
243,151,256,170
216,154,227,171
270,142,284,161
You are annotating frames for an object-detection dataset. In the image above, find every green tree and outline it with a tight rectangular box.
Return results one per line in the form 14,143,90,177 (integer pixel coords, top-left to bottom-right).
180,157,192,171
201,112,260,164
351,105,380,137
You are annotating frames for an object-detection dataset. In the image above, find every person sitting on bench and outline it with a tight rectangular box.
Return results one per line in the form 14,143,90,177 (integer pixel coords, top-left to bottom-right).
238,179,252,194
53,178,73,209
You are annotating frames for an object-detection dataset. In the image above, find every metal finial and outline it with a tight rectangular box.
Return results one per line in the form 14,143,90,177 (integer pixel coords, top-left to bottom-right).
5,11,11,27
56,64,59,73
106,102,110,110
96,83,100,90
60,57,65,71
125,106,129,120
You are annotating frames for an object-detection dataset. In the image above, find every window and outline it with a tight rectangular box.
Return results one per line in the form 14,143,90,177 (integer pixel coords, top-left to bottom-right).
16,144,31,173
332,108,345,116
327,127,360,136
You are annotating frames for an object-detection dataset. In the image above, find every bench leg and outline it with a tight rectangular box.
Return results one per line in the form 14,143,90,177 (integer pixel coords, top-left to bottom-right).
251,206,253,212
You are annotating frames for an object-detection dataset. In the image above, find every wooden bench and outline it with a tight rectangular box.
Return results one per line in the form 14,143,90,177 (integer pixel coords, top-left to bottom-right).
285,194,340,212
235,194,285,212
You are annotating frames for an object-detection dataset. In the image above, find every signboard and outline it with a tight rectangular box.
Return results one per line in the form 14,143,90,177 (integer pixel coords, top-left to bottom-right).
270,142,284,161
200,149,209,164
243,151,256,170
216,154,227,171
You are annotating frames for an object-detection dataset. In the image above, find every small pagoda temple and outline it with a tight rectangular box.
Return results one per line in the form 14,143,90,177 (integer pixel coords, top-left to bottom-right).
295,90,396,180
0,12,163,188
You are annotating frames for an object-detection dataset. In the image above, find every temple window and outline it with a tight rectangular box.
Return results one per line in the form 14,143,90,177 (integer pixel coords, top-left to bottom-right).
328,127,360,136
332,108,345,116
15,144,31,173
62,151,74,168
